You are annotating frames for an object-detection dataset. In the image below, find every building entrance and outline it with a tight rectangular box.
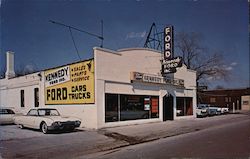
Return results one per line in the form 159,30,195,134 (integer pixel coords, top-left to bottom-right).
163,94,174,121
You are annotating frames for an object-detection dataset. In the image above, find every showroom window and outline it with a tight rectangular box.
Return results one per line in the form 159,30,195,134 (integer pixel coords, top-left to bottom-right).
105,94,119,122
105,94,159,122
176,97,193,116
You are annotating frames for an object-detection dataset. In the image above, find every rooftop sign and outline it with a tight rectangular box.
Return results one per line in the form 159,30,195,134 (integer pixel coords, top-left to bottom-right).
164,26,174,60
162,25,183,74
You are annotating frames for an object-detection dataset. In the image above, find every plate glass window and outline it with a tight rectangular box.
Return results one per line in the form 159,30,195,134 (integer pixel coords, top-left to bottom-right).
176,97,193,116
105,94,159,122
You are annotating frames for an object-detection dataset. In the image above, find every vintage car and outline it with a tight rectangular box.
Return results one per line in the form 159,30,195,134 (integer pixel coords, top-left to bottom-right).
221,107,229,114
0,108,15,125
196,104,209,117
197,104,218,116
208,106,222,116
14,108,81,134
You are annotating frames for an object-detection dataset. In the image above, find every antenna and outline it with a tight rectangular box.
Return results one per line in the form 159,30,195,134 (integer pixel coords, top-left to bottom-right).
49,20,104,50
101,20,104,48
144,23,164,52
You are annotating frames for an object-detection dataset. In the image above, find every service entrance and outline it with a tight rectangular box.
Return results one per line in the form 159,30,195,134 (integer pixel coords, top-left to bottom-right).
163,94,174,121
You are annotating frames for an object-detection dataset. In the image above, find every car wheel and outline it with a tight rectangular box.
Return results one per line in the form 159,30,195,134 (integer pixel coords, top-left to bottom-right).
19,124,24,129
41,122,48,134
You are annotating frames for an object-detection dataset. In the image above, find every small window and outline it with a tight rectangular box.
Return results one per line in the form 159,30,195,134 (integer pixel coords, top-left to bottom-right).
21,90,25,107
225,97,228,102
225,97,232,102
34,88,39,107
210,97,216,103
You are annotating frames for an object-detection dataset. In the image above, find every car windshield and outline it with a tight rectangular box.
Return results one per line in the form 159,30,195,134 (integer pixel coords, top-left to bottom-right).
197,104,207,109
38,109,60,116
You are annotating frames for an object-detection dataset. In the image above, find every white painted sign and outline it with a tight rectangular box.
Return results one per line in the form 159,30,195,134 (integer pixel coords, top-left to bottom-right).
45,66,70,87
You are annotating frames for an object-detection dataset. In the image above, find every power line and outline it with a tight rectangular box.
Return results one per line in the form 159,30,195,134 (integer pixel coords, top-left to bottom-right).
69,28,81,61
49,20,104,41
49,20,104,61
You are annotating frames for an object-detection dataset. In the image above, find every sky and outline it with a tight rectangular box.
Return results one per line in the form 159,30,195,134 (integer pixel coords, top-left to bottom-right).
0,0,249,89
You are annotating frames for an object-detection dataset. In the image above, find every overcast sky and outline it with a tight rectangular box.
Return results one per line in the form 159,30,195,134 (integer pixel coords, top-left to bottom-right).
0,0,249,89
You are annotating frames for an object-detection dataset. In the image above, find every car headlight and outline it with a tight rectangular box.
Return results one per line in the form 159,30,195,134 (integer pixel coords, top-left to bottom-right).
75,120,81,125
52,121,62,126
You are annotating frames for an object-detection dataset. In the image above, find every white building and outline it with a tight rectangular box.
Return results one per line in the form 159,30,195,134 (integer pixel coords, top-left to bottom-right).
0,48,197,129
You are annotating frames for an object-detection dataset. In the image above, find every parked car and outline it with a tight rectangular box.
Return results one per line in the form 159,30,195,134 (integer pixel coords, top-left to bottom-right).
208,106,222,115
0,108,15,125
14,108,81,134
196,104,209,117
221,107,229,114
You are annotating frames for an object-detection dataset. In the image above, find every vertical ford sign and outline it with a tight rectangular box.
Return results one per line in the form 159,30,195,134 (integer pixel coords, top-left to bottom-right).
164,26,173,60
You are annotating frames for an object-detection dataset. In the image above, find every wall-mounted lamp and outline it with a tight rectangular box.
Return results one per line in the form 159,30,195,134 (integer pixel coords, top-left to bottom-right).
37,72,42,81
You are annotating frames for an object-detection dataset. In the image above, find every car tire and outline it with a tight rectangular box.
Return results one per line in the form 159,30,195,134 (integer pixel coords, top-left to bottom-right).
41,122,48,134
19,124,24,129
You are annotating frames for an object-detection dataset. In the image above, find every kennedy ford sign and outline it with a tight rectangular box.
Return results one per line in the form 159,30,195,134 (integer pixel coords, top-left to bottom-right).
164,26,173,60
131,72,184,87
162,56,183,74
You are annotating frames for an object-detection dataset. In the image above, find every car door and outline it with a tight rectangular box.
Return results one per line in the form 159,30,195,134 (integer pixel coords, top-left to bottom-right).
25,109,39,128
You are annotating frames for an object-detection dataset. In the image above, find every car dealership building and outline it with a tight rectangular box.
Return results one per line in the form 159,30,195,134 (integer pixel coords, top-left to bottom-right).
0,47,197,129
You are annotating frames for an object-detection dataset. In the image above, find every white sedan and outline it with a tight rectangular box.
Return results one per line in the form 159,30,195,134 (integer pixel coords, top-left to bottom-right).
0,108,15,124
14,108,81,134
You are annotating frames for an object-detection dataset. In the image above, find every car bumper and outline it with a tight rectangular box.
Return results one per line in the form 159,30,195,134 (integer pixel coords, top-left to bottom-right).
48,121,81,131
196,112,208,117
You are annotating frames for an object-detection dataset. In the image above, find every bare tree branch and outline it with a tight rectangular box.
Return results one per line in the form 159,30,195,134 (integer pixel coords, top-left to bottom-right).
176,32,231,85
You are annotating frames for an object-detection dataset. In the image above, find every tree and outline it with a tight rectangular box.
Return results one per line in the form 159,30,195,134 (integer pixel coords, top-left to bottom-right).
175,32,230,85
0,64,37,79
0,67,5,79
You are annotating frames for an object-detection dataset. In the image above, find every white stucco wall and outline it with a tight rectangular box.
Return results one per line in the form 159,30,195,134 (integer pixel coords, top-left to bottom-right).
0,72,40,114
94,47,197,128
0,47,197,129
241,95,250,111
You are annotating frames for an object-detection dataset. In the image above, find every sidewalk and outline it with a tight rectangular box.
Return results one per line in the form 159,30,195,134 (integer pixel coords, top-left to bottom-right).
97,112,250,148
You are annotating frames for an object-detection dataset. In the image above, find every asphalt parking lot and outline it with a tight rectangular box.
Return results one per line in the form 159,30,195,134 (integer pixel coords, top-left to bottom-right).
0,111,249,159
0,124,86,141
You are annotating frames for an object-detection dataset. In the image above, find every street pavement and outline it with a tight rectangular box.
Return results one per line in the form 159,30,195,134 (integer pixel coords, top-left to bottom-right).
0,112,249,159
85,118,250,159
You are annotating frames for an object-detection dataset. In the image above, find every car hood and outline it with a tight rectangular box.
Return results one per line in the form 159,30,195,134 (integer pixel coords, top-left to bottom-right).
42,116,80,122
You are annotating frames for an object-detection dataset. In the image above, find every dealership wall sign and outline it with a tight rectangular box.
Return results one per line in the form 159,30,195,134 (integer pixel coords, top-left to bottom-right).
161,56,183,74
164,26,174,60
45,60,94,104
131,72,184,87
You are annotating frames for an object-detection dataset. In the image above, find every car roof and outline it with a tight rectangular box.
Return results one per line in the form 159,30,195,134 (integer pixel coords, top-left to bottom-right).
29,108,57,111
